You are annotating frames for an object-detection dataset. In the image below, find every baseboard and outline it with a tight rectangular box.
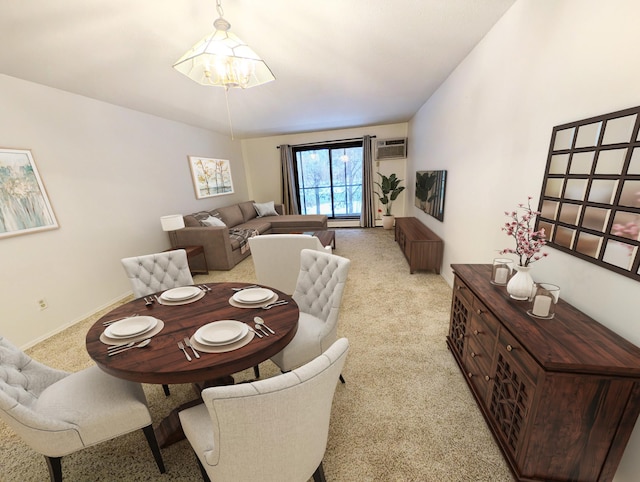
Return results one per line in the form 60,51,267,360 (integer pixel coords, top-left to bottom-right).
21,291,133,350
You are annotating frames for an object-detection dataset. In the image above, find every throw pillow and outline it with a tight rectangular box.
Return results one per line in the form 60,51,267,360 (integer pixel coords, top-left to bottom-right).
254,201,279,217
201,215,226,227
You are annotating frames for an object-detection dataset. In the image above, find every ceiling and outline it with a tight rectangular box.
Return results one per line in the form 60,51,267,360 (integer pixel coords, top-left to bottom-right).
0,0,515,139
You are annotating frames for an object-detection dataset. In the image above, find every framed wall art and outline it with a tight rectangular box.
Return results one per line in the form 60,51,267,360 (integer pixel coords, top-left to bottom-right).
415,170,447,221
188,156,235,199
536,105,640,282
0,148,58,239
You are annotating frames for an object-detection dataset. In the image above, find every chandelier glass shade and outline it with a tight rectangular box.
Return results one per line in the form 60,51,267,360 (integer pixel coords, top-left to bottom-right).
173,16,274,89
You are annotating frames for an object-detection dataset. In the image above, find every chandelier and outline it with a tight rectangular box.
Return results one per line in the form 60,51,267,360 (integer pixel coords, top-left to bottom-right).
173,0,275,89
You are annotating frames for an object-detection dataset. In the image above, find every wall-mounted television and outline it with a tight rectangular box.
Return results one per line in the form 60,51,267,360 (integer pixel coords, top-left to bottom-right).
415,170,447,221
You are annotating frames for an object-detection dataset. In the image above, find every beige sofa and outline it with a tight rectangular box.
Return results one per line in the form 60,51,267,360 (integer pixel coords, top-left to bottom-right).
171,201,327,271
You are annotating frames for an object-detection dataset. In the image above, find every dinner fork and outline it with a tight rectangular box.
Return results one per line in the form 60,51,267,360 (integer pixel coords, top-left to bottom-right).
178,341,192,361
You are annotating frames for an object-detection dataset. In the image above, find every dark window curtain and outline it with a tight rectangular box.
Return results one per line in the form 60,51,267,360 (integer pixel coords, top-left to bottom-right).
280,144,300,215
360,135,376,227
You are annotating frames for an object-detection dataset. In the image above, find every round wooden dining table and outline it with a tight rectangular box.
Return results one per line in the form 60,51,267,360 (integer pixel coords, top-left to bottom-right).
86,282,298,384
85,282,299,446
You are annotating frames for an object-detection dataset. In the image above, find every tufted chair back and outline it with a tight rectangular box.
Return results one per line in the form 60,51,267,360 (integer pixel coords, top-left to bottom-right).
179,338,349,482
0,336,165,481
270,249,350,374
0,337,70,445
248,234,332,295
121,249,194,298
294,248,351,331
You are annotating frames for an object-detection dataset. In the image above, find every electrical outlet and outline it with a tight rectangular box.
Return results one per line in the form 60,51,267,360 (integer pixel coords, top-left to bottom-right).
37,299,48,310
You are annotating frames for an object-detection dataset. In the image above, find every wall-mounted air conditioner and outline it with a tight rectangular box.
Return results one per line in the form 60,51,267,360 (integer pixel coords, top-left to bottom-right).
375,138,408,160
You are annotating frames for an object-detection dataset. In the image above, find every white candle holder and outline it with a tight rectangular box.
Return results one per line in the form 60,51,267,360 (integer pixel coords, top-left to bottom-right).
490,258,514,286
527,283,560,319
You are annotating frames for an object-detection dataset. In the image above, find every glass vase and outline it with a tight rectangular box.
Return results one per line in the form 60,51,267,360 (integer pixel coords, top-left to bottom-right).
506,265,534,300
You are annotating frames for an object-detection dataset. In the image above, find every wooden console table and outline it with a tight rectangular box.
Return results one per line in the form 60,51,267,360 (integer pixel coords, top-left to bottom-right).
394,217,443,273
447,264,640,482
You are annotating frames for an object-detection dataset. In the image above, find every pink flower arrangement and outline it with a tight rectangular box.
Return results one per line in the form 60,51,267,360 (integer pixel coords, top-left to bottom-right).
500,197,548,267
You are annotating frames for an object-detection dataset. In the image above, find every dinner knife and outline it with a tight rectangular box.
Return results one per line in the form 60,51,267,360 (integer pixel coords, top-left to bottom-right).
184,337,200,358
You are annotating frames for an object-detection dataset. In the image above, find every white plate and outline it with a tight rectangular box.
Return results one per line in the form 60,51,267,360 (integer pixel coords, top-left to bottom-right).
105,316,157,338
232,288,274,304
195,320,249,346
190,331,255,353
228,293,279,309
161,286,201,301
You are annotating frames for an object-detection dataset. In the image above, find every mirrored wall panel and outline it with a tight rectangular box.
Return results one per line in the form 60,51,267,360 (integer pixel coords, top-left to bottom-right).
536,106,640,281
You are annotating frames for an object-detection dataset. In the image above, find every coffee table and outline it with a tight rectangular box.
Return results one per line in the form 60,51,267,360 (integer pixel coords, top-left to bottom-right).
305,230,336,249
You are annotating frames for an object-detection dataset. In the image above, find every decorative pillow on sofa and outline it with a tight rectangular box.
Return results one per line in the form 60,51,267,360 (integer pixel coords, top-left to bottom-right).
254,201,279,217
201,215,226,227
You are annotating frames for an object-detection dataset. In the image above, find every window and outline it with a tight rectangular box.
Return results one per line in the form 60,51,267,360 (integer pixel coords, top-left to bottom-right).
294,141,363,219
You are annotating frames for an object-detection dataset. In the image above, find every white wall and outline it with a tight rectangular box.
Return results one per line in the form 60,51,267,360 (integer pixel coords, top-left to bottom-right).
241,123,409,220
0,74,247,348
406,1,640,480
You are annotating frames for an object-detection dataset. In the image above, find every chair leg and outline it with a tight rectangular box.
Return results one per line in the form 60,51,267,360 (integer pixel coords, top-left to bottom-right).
45,456,62,482
253,364,260,379
142,425,166,474
162,384,171,396
194,451,212,482
313,461,327,482
339,373,346,384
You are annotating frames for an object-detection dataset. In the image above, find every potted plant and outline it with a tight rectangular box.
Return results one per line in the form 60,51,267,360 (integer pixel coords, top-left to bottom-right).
375,173,405,229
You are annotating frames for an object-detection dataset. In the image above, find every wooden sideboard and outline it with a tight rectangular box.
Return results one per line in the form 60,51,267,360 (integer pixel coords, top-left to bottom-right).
394,217,443,274
447,264,640,482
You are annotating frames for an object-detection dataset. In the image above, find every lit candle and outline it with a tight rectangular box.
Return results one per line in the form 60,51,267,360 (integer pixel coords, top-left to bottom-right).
532,294,552,317
495,267,508,284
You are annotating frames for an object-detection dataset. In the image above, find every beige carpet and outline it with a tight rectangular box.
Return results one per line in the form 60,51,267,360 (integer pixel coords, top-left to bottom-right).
0,228,514,482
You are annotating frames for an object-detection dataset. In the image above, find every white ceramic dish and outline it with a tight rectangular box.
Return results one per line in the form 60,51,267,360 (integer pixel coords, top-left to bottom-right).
194,320,249,346
232,288,274,304
161,286,202,302
105,316,157,338
190,331,254,353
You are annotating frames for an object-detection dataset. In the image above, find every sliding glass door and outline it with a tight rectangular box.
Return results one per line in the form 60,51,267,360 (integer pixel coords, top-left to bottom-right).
294,141,363,219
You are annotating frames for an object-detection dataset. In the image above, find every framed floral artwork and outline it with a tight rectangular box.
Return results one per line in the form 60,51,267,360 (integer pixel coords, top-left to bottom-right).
188,156,235,199
0,148,58,239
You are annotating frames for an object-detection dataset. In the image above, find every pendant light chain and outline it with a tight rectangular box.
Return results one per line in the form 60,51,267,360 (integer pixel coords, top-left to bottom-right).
224,88,235,140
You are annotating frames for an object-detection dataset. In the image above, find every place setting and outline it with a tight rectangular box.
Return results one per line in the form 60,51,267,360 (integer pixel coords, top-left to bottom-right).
188,320,256,354
228,287,288,309
99,315,165,355
154,286,206,305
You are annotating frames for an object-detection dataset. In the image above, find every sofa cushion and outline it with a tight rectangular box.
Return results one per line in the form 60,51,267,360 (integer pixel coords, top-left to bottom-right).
268,214,327,230
216,204,244,228
254,201,279,217
239,219,273,234
238,201,258,222
202,215,226,227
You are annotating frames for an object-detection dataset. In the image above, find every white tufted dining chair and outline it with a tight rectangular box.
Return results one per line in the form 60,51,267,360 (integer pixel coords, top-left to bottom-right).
179,337,349,482
270,249,350,382
121,249,194,396
0,336,165,482
248,234,332,295
120,249,194,299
